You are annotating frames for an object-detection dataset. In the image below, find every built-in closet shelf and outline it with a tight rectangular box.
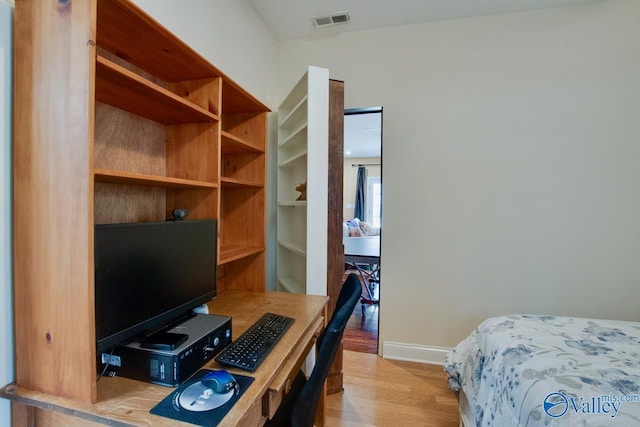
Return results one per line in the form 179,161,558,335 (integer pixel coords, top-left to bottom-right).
221,131,264,154
220,177,263,188
278,276,304,294
219,245,265,265
277,66,332,298
278,201,307,207
278,123,307,148
94,169,218,189
278,151,307,168
278,95,308,130
278,240,306,257
95,56,219,125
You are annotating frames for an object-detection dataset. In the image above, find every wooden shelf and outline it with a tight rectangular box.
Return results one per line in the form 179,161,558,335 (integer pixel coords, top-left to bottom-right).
220,177,263,188
96,0,222,82
221,131,264,154
219,245,265,265
94,169,217,189
95,56,219,124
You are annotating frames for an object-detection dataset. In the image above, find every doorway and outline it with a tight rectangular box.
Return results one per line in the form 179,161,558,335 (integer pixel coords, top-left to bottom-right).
341,107,382,354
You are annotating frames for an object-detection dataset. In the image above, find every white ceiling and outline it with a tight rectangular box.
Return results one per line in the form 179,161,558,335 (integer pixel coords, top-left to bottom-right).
248,0,602,41
344,112,382,159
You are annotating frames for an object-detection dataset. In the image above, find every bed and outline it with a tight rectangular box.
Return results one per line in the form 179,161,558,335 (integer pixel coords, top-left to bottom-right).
444,315,640,426
343,217,380,238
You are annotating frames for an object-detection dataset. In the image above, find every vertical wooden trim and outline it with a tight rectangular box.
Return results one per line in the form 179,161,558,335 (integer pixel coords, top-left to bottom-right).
13,0,97,402
326,79,345,317
326,79,345,395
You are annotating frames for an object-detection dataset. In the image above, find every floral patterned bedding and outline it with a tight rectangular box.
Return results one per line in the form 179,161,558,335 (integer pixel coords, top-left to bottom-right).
444,315,640,426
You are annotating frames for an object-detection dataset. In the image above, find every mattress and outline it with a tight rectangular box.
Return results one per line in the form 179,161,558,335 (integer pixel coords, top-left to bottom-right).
445,315,640,426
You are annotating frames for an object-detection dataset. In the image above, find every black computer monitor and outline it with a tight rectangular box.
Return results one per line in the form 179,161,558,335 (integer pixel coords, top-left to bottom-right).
94,219,217,353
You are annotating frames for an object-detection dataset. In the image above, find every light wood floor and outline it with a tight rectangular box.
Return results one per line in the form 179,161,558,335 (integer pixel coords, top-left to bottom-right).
326,350,460,426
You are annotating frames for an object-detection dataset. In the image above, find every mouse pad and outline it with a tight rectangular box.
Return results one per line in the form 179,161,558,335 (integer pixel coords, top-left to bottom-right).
150,369,254,426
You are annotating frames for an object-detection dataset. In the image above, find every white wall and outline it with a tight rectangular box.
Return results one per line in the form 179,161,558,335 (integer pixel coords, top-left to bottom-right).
0,0,12,424
278,0,640,361
132,0,280,290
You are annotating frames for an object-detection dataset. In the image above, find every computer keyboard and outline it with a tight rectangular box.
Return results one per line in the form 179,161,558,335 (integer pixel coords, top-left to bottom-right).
215,312,295,372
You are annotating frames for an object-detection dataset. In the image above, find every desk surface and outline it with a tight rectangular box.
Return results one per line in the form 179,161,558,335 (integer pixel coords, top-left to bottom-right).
1,291,328,427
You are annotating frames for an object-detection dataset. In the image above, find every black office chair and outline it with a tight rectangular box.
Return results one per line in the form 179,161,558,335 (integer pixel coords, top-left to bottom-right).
266,273,361,427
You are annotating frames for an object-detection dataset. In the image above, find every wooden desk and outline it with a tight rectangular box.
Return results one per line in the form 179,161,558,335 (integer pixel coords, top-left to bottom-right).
1,291,329,427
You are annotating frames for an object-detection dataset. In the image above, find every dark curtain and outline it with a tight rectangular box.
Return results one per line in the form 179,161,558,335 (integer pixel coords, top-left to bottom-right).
354,166,365,220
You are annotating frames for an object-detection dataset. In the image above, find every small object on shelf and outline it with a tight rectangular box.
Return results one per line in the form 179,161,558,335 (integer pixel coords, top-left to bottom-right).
172,208,189,221
295,181,307,201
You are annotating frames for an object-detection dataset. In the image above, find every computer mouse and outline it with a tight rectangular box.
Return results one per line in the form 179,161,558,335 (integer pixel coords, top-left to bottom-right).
200,370,238,394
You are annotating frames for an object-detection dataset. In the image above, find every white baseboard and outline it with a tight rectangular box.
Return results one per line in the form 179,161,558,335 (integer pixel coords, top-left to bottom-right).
382,341,450,365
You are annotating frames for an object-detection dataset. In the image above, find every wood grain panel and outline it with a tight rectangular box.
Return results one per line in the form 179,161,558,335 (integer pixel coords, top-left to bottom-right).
222,152,266,183
169,77,221,117
13,0,97,403
94,182,165,224
326,80,345,395
220,253,266,291
166,188,218,221
166,122,218,183
326,80,345,319
94,102,166,175
220,187,265,250
222,112,267,150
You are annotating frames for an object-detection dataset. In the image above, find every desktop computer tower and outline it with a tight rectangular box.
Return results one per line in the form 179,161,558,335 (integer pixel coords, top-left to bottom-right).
98,314,232,387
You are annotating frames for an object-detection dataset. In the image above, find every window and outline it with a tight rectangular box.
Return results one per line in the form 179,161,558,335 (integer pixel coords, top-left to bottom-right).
366,176,382,228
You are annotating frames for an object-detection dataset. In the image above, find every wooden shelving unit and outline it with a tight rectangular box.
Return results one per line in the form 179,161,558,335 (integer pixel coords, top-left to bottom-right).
13,0,268,404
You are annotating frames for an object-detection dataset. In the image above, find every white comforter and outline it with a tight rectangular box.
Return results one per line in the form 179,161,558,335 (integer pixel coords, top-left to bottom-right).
445,315,640,426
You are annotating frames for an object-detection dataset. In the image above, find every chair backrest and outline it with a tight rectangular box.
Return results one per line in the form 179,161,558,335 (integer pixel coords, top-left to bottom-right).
290,273,362,426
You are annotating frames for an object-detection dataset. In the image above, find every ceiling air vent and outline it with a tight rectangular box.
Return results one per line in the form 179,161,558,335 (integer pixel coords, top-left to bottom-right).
312,11,351,28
